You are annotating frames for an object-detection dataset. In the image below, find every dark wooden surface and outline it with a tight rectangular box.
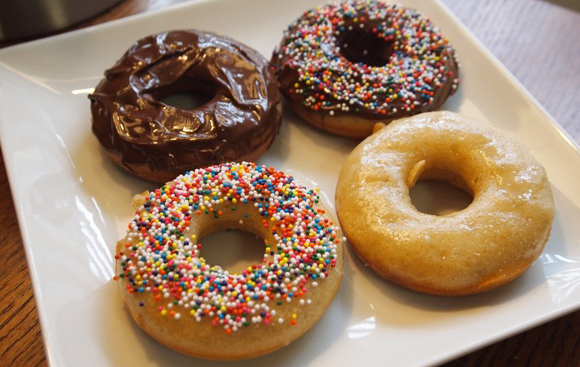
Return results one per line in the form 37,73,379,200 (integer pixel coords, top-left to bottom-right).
0,0,579,366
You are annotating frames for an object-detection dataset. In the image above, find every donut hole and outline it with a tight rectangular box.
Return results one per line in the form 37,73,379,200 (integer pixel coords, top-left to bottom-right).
337,29,394,66
154,81,218,110
410,180,473,215
159,91,214,110
198,229,266,274
409,167,473,216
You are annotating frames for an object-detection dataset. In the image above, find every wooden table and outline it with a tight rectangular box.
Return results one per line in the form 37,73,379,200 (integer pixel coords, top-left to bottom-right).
1,0,578,366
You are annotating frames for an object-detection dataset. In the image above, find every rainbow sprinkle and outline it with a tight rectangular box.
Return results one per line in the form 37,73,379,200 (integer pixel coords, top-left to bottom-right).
272,0,459,117
115,162,342,333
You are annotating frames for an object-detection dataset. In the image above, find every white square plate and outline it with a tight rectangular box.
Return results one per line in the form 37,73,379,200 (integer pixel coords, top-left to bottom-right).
1,0,579,366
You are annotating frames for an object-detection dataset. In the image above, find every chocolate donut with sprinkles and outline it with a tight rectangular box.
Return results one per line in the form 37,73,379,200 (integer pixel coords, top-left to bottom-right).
271,0,460,138
114,162,344,360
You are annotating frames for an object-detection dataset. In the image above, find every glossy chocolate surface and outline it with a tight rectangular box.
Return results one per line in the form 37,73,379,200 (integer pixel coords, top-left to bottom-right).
90,30,281,181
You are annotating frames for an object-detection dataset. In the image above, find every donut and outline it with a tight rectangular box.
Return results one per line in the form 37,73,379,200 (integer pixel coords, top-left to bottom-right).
271,0,459,138
89,30,282,183
114,162,344,359
336,111,554,295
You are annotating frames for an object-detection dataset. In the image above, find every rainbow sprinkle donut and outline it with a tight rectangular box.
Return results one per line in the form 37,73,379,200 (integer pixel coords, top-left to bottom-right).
271,0,460,138
114,162,344,360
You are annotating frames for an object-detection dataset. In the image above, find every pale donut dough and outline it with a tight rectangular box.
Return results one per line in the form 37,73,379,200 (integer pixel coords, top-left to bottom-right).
336,111,554,295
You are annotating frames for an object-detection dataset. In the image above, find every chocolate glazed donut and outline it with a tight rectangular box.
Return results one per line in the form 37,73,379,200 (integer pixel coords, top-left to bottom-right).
89,30,282,183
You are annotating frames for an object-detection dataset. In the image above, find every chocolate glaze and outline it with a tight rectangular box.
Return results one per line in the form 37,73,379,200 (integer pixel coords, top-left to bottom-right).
89,30,281,182
270,1,459,122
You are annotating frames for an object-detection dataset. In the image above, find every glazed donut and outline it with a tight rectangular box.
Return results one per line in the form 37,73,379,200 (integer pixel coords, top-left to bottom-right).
114,162,344,359
336,111,554,295
271,0,459,138
90,30,282,183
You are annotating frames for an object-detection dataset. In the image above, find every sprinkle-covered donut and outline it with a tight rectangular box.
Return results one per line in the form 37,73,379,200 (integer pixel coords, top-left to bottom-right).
336,112,554,295
114,162,344,359
271,0,459,138
90,30,282,183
